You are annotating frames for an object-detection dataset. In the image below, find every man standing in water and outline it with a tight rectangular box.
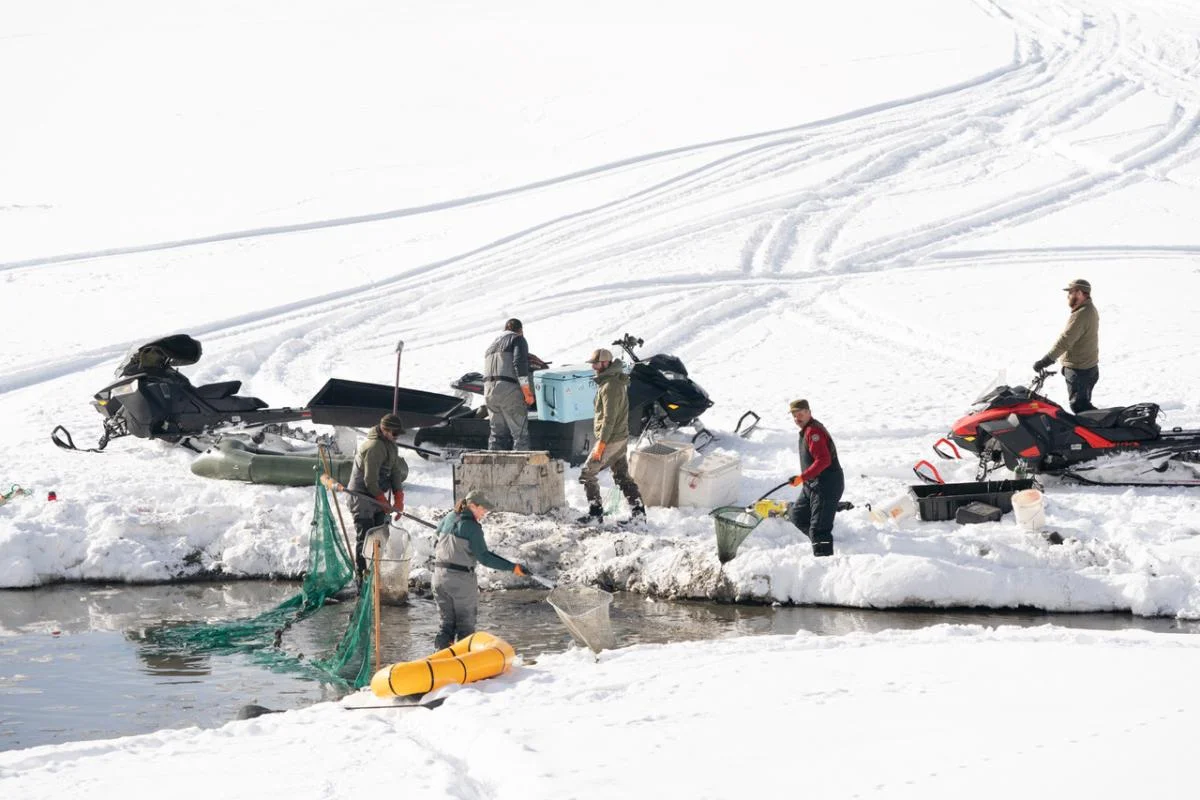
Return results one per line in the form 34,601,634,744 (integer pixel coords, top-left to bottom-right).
1033,278,1100,413
787,399,844,558
432,490,531,649
345,413,407,580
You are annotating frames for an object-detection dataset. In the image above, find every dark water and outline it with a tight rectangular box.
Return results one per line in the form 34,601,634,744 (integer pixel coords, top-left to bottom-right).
3,582,1198,752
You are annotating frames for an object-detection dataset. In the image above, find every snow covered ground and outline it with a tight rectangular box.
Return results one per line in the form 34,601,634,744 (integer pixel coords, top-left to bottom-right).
3,0,1200,788
4,0,1200,618
4,625,1200,799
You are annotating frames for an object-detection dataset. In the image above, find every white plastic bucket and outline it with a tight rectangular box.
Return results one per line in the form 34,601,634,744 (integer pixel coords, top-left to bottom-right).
1011,489,1045,532
869,492,917,524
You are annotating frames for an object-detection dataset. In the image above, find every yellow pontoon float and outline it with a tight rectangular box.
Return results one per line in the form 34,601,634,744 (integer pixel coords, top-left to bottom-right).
370,631,515,697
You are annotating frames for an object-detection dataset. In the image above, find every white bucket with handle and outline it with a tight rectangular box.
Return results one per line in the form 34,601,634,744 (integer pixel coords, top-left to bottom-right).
1011,488,1045,532
869,492,917,524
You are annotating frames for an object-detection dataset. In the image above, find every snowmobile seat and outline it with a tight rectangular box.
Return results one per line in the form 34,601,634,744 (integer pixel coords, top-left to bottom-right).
195,380,243,400
1076,403,1160,437
208,394,269,412
1075,408,1125,428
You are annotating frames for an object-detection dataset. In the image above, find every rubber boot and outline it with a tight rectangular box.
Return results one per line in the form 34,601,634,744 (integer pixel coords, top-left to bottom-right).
577,503,604,524
812,539,834,558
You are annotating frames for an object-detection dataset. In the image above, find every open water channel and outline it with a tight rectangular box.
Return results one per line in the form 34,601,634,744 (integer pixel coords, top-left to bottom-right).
3,581,1198,751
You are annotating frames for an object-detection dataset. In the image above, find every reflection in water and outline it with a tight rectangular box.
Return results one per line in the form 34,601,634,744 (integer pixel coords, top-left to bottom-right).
2,582,1199,752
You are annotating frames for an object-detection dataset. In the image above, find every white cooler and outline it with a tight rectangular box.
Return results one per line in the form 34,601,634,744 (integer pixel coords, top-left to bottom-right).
677,453,742,508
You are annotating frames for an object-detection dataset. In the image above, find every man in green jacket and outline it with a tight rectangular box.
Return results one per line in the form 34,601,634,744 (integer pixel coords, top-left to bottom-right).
1033,278,1100,413
577,347,645,524
346,414,408,579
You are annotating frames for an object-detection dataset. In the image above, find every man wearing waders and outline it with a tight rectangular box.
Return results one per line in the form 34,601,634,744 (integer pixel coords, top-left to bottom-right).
483,318,535,450
577,347,646,524
787,399,843,557
346,414,407,580
432,490,531,649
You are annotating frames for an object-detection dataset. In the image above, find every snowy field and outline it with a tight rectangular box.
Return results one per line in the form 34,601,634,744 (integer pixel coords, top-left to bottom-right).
3,0,1200,791
4,0,1200,618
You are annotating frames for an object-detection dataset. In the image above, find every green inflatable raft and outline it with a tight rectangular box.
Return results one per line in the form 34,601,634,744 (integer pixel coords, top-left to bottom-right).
190,439,353,486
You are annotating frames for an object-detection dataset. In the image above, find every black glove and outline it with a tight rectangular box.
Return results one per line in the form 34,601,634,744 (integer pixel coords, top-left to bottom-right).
1032,357,1053,372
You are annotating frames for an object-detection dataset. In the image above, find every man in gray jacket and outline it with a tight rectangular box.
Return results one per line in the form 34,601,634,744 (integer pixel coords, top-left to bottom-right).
1033,278,1100,412
577,347,645,523
483,318,534,450
346,414,408,579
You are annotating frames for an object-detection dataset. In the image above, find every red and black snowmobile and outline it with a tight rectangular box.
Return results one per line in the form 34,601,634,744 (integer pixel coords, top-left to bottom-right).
941,370,1200,486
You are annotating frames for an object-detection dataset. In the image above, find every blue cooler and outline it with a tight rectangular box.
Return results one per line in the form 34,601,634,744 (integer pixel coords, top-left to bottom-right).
533,366,597,422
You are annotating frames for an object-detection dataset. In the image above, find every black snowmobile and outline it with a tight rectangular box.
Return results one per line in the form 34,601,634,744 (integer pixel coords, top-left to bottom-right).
611,333,721,447
54,335,309,452
942,370,1200,486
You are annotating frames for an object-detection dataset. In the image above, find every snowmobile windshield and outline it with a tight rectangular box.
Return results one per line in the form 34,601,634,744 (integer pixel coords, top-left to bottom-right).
972,370,1009,404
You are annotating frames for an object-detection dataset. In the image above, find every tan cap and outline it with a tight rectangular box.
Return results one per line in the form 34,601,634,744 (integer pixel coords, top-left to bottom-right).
586,348,613,364
789,399,810,413
1063,278,1091,293
463,489,496,510
379,413,404,434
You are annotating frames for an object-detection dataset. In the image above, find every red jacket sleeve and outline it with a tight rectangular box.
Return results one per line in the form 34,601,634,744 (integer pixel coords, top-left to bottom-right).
800,427,832,482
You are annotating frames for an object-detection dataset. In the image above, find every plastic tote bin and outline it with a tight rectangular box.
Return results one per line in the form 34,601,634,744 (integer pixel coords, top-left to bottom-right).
909,479,1034,522
533,366,597,423
677,453,742,508
629,441,695,507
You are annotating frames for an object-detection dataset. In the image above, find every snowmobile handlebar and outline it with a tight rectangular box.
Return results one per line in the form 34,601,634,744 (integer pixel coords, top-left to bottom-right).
611,333,644,362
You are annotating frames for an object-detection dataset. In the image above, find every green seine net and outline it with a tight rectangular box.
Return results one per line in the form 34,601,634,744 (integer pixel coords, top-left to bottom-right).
143,476,376,689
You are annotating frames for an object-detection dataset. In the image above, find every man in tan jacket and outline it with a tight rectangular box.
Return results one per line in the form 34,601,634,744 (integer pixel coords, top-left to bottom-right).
577,347,645,524
1033,278,1100,413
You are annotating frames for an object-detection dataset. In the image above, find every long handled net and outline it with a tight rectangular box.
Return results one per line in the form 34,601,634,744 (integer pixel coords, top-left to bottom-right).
140,476,376,689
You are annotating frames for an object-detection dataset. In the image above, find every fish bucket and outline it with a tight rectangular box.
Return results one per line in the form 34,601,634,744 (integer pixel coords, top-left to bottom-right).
1011,489,1045,532
868,492,918,523
378,524,412,605
711,506,763,564
546,586,616,653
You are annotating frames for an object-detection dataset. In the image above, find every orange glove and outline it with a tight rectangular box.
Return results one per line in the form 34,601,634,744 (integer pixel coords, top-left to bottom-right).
513,564,528,577
590,441,606,462
789,475,804,487
521,384,535,406
373,493,390,509
392,489,405,515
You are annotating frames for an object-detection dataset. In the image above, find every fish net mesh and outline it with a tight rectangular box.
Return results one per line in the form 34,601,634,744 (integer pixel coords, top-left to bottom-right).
547,586,615,653
141,476,376,689
711,506,762,564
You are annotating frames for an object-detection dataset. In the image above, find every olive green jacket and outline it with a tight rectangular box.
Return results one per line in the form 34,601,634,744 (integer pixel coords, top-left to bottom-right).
592,360,630,443
347,426,408,498
1045,299,1100,369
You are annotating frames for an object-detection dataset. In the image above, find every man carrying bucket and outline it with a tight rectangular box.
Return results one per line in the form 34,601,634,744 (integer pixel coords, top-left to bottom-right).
787,399,844,557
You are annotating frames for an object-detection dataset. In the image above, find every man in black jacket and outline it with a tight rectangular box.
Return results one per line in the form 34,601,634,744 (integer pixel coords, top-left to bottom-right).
787,399,844,557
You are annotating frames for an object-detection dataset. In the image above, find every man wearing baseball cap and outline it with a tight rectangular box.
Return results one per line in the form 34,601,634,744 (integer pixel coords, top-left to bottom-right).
345,413,408,581
786,399,844,557
482,317,535,451
1032,278,1100,412
431,489,532,649
577,346,645,524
